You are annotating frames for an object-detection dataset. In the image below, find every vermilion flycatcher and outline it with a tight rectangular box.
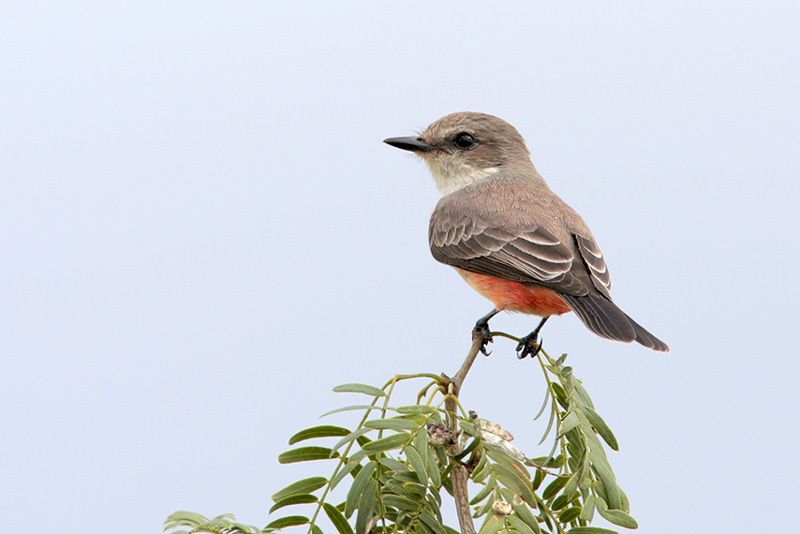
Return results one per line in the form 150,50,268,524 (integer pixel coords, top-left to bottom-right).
384,112,668,356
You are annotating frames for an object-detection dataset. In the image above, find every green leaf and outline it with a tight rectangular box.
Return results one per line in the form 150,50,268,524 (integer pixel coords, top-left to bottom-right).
484,445,530,481
330,460,360,490
531,468,545,490
311,525,323,534
321,405,380,417
559,506,582,523
580,494,596,521
323,502,354,534
382,493,420,510
361,432,409,454
493,463,536,507
585,433,621,509
507,514,536,534
512,502,541,534
345,461,376,517
355,479,378,534
333,383,385,397
268,494,317,513
420,512,448,534
567,529,618,534
264,515,309,529
406,445,428,485
396,405,435,414
542,475,569,500
478,514,505,534
426,447,441,487
379,457,408,471
414,424,430,457
558,411,581,438
331,427,371,454
164,511,207,526
551,382,569,409
583,407,619,451
288,425,351,445
469,477,495,505
539,405,557,445
364,418,419,432
552,493,571,510
271,477,327,502
278,446,339,464
596,501,638,529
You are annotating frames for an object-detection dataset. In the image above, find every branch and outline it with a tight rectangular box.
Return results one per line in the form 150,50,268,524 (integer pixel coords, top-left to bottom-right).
443,331,485,534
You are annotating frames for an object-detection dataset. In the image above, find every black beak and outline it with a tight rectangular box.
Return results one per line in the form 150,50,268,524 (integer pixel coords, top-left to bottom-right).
383,136,433,152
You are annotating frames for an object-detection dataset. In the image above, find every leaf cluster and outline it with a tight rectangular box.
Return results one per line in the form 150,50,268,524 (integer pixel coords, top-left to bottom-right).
165,351,639,534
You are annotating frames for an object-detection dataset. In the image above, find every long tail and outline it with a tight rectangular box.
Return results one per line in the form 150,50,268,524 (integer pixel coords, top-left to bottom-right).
559,293,669,352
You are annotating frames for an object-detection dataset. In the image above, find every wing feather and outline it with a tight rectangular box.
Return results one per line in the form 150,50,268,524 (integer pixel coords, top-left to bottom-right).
429,208,591,296
574,234,613,297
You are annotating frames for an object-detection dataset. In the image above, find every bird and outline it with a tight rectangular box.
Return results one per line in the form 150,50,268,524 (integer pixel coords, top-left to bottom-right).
384,112,668,357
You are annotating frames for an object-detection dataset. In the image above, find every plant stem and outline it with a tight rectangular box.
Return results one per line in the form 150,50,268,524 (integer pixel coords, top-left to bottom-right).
443,331,485,534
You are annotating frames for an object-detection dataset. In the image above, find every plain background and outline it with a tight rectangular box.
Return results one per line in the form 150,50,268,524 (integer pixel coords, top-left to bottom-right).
2,2,798,533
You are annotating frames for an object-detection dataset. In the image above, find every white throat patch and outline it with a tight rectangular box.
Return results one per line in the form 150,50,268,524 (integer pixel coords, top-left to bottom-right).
424,153,499,195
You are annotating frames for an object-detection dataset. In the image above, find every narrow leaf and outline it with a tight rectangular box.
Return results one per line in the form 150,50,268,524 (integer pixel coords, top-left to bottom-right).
513,502,541,534
330,460,360,490
396,405,435,414
333,383,385,397
361,432,409,454
321,405,380,417
406,446,428,485
323,502,354,534
345,461,376,517
355,480,378,534
597,501,638,529
278,446,339,464
288,425,351,445
559,506,582,523
271,477,327,502
583,407,619,451
542,476,569,500
558,411,580,438
507,514,536,534
264,515,309,529
469,477,495,505
331,427,371,454
539,404,557,445
364,419,419,432
268,494,316,513
493,464,536,507
580,494,596,521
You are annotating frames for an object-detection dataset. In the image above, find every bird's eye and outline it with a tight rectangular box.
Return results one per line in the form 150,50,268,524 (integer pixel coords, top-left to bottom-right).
453,132,476,150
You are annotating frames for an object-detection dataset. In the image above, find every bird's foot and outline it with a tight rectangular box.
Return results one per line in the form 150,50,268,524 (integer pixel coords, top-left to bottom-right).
472,319,493,356
516,333,543,359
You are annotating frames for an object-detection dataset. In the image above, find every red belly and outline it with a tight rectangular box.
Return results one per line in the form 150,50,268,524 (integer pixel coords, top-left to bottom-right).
456,269,572,316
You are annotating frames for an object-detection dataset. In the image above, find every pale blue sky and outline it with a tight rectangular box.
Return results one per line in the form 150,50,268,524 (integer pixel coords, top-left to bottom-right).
1,2,798,533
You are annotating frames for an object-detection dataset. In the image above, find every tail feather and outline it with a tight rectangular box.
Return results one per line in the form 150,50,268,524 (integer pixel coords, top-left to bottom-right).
561,293,669,352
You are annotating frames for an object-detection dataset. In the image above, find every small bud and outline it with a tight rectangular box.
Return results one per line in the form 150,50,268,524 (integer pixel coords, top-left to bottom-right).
426,423,456,446
492,499,513,516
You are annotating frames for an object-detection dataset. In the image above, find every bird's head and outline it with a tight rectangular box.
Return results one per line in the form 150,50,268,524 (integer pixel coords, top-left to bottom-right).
384,112,532,194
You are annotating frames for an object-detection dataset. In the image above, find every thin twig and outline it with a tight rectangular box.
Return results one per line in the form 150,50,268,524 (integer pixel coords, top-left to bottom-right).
443,331,485,534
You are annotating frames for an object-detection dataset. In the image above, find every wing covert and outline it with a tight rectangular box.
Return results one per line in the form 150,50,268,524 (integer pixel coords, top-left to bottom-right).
429,208,590,296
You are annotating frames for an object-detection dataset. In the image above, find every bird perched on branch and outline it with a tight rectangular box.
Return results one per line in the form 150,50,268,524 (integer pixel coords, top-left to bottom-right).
384,112,668,357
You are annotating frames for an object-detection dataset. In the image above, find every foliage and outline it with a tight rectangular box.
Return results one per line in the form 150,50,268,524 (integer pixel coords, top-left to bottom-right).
165,346,637,534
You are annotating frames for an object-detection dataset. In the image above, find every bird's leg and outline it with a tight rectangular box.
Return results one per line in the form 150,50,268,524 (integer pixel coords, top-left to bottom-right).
516,316,550,359
473,308,499,356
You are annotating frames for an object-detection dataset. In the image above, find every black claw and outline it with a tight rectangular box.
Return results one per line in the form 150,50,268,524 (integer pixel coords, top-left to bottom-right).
472,309,499,357
516,335,542,359
473,322,493,357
